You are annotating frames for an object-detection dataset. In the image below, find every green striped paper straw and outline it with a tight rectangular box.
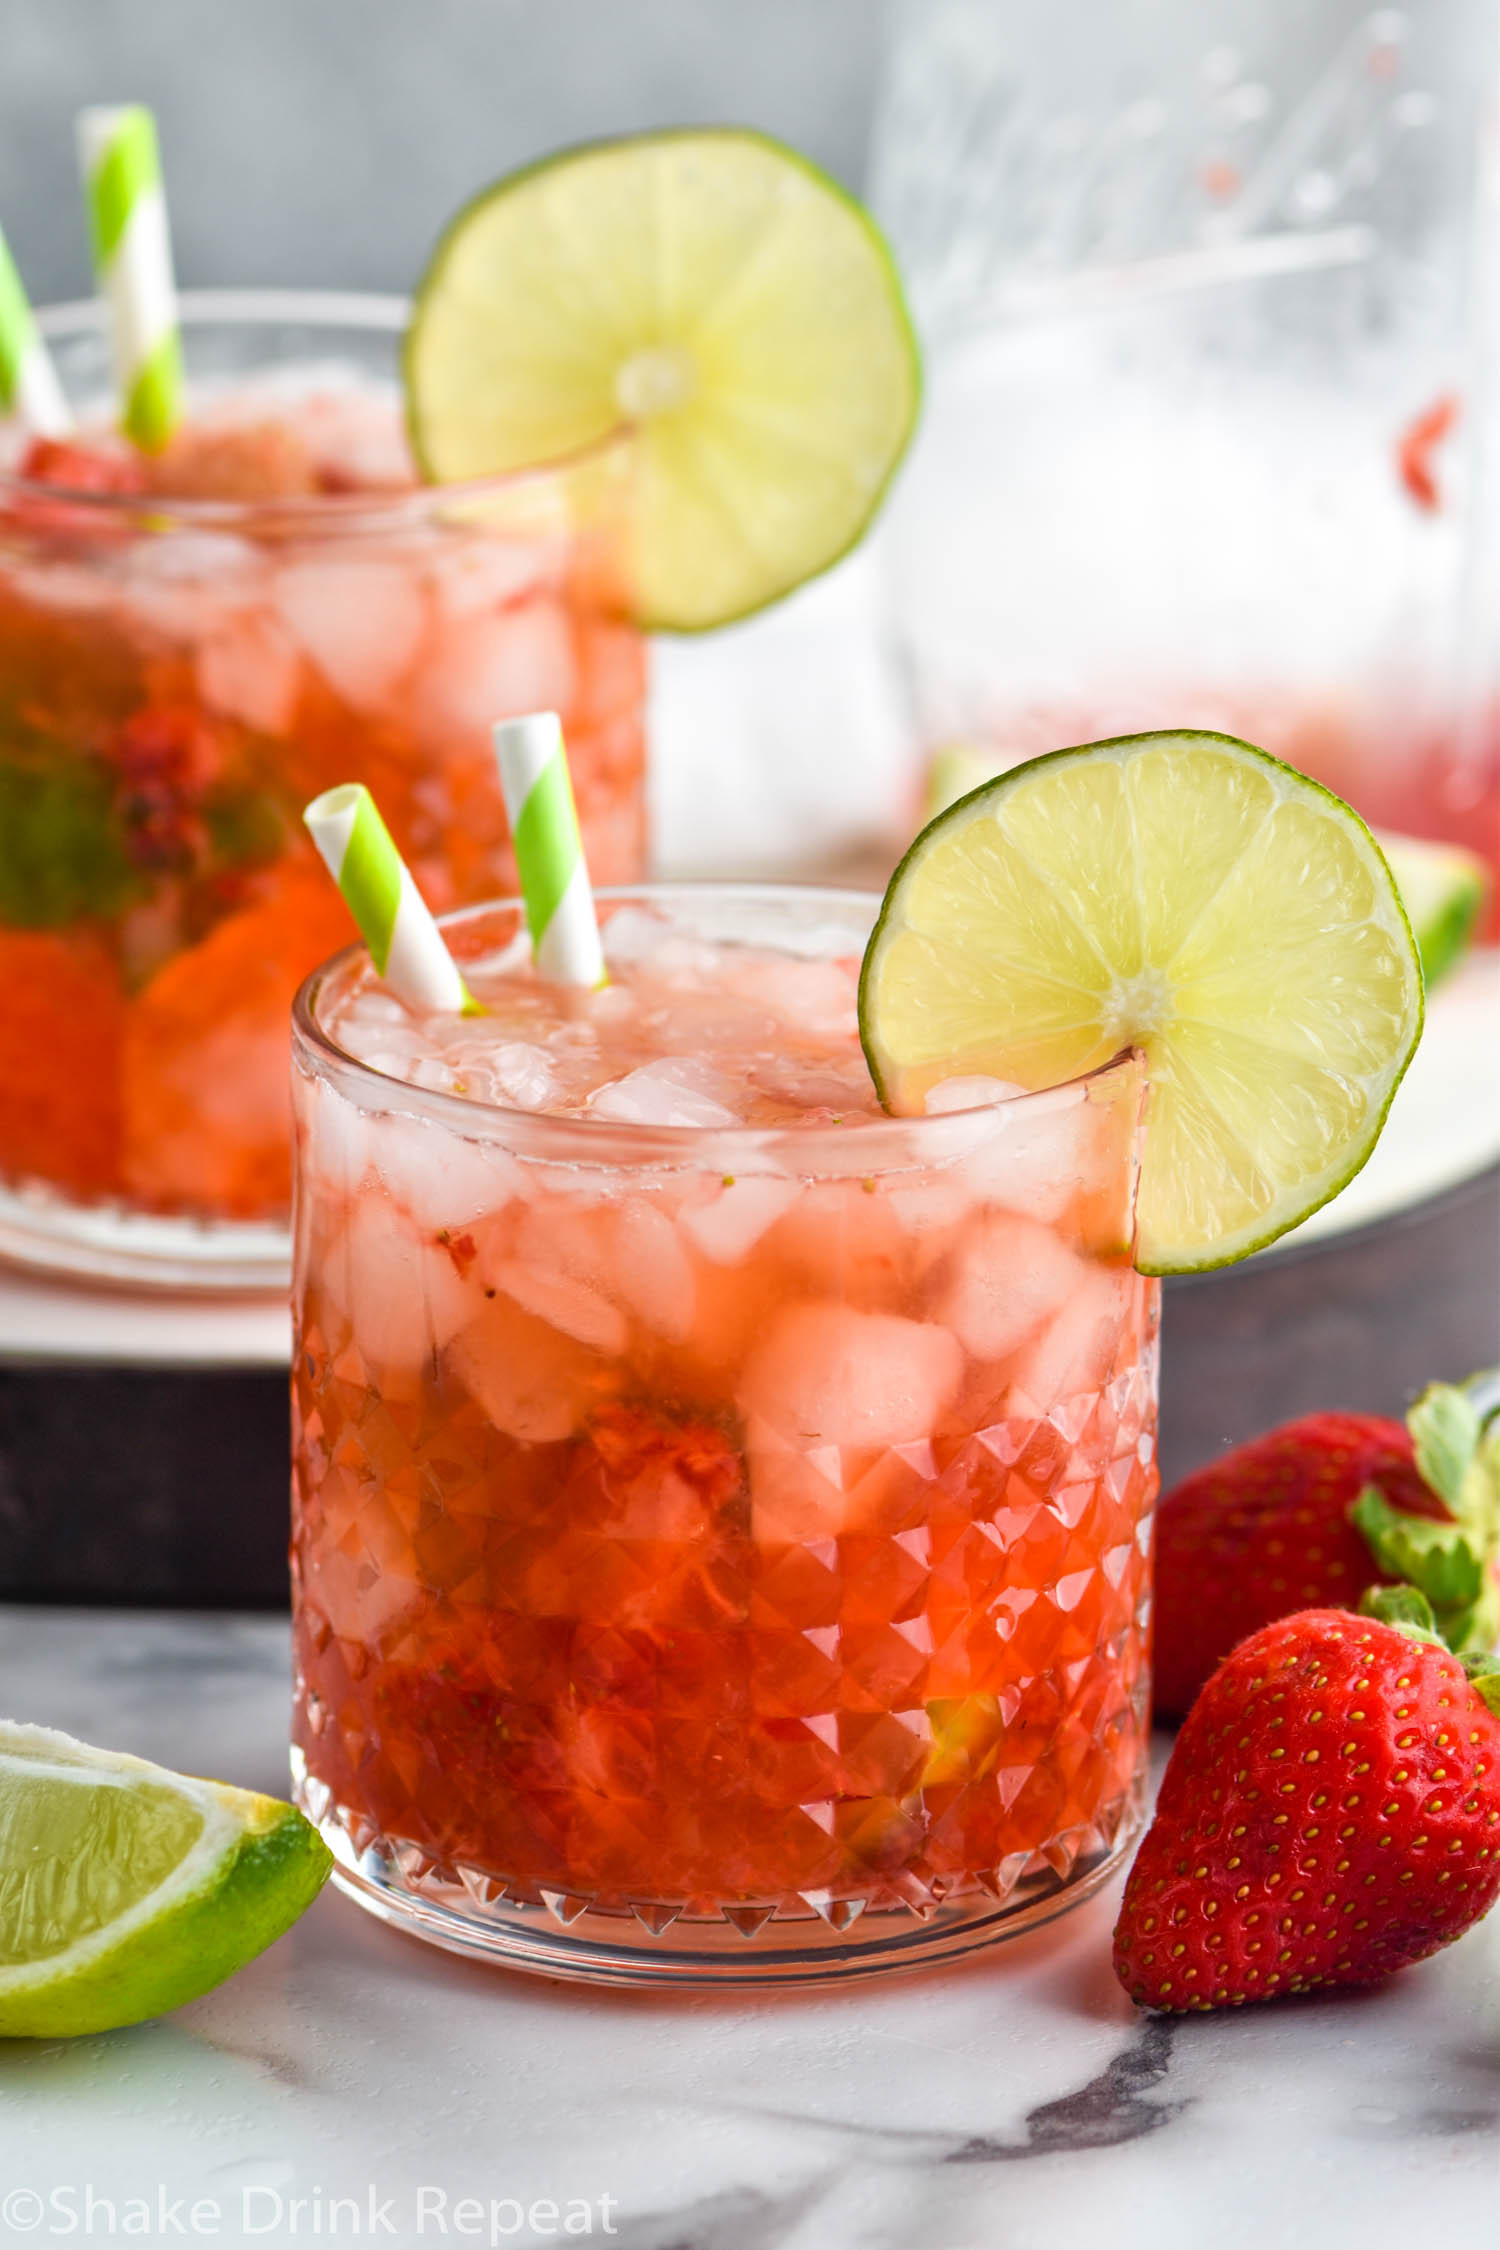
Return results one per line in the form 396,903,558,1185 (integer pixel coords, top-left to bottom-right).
304,784,478,1016
76,105,183,451
492,713,607,988
0,225,71,434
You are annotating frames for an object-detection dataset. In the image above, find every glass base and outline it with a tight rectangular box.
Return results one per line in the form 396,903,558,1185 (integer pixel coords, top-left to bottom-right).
0,1179,291,1292
295,1755,1145,1989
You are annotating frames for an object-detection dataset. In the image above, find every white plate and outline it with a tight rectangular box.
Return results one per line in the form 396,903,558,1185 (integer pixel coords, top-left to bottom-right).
0,952,1494,1371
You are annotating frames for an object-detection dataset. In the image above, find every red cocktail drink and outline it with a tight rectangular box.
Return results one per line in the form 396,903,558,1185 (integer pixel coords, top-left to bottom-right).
0,294,644,1282
290,888,1158,1982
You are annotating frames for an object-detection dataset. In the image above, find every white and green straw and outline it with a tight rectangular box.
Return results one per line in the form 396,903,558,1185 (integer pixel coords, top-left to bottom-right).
0,225,71,434
492,713,607,988
304,784,478,1016
76,104,183,452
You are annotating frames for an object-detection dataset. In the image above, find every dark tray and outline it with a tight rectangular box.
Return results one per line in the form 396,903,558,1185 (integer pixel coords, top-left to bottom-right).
2,1165,1497,1608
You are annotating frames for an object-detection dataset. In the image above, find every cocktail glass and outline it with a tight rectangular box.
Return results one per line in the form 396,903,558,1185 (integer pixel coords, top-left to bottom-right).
0,291,645,1286
872,0,1500,915
289,885,1159,1985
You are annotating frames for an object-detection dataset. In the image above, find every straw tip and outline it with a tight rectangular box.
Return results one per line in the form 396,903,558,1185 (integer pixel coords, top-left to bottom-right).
76,103,152,153
303,782,367,830
492,710,563,755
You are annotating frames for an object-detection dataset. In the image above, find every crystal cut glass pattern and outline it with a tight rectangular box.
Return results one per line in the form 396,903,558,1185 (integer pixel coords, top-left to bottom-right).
292,1329,1157,1980
289,896,1160,1985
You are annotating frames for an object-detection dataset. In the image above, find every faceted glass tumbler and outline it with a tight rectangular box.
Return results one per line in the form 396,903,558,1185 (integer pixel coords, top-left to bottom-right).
290,888,1160,1986
0,291,644,1288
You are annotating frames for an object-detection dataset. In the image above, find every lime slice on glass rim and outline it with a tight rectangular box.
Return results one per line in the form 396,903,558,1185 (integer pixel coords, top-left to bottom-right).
860,730,1424,1275
404,128,921,630
927,742,1489,995
0,1721,331,2037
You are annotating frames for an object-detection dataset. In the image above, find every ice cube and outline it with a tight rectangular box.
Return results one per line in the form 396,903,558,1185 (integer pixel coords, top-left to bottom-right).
365,1113,524,1231
339,1024,433,1074
720,953,860,1038
963,1087,1101,1228
588,1059,741,1128
426,534,554,621
772,1180,912,1308
489,1259,628,1355
446,1294,610,1443
611,1198,697,1340
924,1075,1028,1114
416,600,576,741
598,906,679,966
321,1196,477,1390
6,564,113,618
679,1175,800,1263
884,1174,976,1240
480,1042,559,1112
740,1304,964,1451
197,605,304,734
296,1073,384,1201
299,1469,425,1647
740,1304,964,1545
573,618,647,726
146,419,319,501
275,557,428,707
120,533,260,640
1004,1264,1139,1412
938,1213,1085,1362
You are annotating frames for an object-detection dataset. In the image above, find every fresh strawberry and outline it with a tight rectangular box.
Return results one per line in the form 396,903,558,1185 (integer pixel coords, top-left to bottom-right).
1153,1380,1500,1719
1115,1593,1500,2011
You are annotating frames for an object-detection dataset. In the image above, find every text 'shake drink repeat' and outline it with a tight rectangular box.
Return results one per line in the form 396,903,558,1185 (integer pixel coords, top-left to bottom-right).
290,890,1159,1980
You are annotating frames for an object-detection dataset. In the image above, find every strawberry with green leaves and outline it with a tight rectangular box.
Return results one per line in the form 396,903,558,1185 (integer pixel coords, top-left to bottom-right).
1115,1588,1500,2011
1153,1377,1500,1719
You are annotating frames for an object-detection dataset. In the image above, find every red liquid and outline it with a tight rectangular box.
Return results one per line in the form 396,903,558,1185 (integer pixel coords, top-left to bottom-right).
291,929,1159,1934
0,394,646,1225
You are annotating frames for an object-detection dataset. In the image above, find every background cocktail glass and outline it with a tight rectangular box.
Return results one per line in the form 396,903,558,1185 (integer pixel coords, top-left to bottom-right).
872,0,1500,911
289,885,1159,1985
0,290,645,1286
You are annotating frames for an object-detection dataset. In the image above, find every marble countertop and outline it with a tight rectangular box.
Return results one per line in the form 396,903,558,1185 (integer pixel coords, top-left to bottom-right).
0,1609,1496,2250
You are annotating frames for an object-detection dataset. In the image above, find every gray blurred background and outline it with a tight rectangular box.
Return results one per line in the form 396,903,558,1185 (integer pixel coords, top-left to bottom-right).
0,0,879,303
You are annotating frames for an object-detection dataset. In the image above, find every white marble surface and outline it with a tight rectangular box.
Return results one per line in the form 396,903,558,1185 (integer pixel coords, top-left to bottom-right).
0,1609,1496,2250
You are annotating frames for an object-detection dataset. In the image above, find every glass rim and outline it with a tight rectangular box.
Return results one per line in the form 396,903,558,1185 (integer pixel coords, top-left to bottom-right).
291,881,1144,1169
3,287,634,525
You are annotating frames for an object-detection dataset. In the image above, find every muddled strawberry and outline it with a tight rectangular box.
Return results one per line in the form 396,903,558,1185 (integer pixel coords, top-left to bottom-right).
1396,393,1460,513
14,437,148,497
109,703,224,872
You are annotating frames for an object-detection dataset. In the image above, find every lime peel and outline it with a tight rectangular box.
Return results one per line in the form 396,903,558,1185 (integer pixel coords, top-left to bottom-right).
0,1721,332,2038
861,730,1424,1275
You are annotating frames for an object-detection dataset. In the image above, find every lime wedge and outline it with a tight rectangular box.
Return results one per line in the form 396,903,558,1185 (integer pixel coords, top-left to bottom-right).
926,742,1005,820
861,730,1424,1274
0,1721,331,2037
405,129,921,630
1373,829,1488,990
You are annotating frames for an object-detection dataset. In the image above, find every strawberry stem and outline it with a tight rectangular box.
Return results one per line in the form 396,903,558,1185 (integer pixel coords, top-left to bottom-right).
1349,1373,1500,1657
1359,1583,1446,1645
